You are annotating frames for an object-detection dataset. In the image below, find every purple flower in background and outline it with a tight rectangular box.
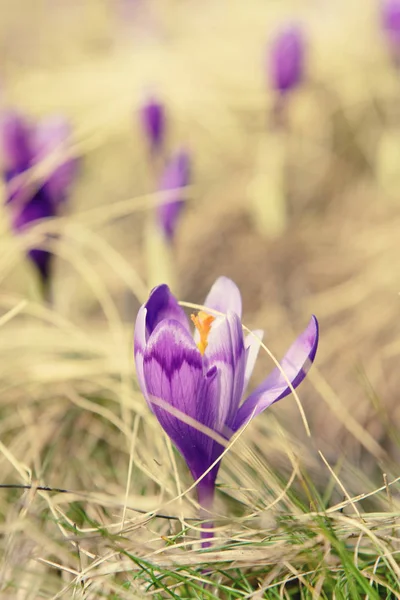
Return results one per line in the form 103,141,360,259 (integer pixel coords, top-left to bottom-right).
156,149,190,242
0,110,77,292
0,111,32,179
141,95,166,154
32,115,78,205
13,191,57,285
382,0,400,64
134,277,319,544
269,24,305,94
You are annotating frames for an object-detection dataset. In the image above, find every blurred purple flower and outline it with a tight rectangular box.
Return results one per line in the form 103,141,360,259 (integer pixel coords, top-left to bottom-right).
32,115,78,205
13,190,57,285
0,111,32,180
269,24,305,94
382,0,400,63
134,277,319,544
141,95,166,154
156,149,190,242
0,110,77,291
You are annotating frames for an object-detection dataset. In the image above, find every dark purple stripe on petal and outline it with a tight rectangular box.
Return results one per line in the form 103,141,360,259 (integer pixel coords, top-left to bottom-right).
144,319,201,379
232,316,319,432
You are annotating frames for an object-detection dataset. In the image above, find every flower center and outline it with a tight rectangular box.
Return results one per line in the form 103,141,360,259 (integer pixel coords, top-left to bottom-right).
191,310,215,355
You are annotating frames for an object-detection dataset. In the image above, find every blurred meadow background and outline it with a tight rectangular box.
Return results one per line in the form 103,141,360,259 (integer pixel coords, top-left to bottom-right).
1,0,400,597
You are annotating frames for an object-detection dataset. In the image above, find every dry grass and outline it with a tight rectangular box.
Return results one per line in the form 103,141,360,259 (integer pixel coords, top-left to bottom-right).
0,0,400,597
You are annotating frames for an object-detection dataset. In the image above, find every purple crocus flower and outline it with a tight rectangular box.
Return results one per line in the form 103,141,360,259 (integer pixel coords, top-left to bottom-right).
0,111,32,179
140,95,166,154
156,149,190,242
0,110,77,292
382,0,400,64
134,277,319,544
32,115,78,205
269,24,305,95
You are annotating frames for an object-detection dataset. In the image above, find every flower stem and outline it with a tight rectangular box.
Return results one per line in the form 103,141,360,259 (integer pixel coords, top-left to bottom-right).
196,479,215,548
144,209,178,294
249,134,287,239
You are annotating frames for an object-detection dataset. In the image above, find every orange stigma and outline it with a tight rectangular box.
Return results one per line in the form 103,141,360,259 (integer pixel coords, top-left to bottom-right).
191,310,215,355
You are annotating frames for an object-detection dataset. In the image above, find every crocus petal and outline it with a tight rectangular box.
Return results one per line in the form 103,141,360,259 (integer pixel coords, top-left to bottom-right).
133,304,149,404
145,284,190,336
141,95,165,152
11,189,56,289
383,0,400,41
33,116,77,205
12,188,56,232
233,316,318,431
156,198,184,242
0,111,32,175
382,0,400,64
134,284,191,405
143,319,222,481
243,329,264,395
28,248,52,288
269,24,305,94
203,276,242,318
157,149,190,241
160,149,190,191
204,311,246,432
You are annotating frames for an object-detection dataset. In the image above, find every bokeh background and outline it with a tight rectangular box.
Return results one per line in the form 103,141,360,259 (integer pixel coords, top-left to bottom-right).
1,0,400,592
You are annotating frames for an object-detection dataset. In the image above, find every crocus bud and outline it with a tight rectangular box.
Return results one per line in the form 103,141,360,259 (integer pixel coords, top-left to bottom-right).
0,111,32,178
140,95,166,154
382,0,400,64
156,149,190,241
33,115,78,205
269,24,305,94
